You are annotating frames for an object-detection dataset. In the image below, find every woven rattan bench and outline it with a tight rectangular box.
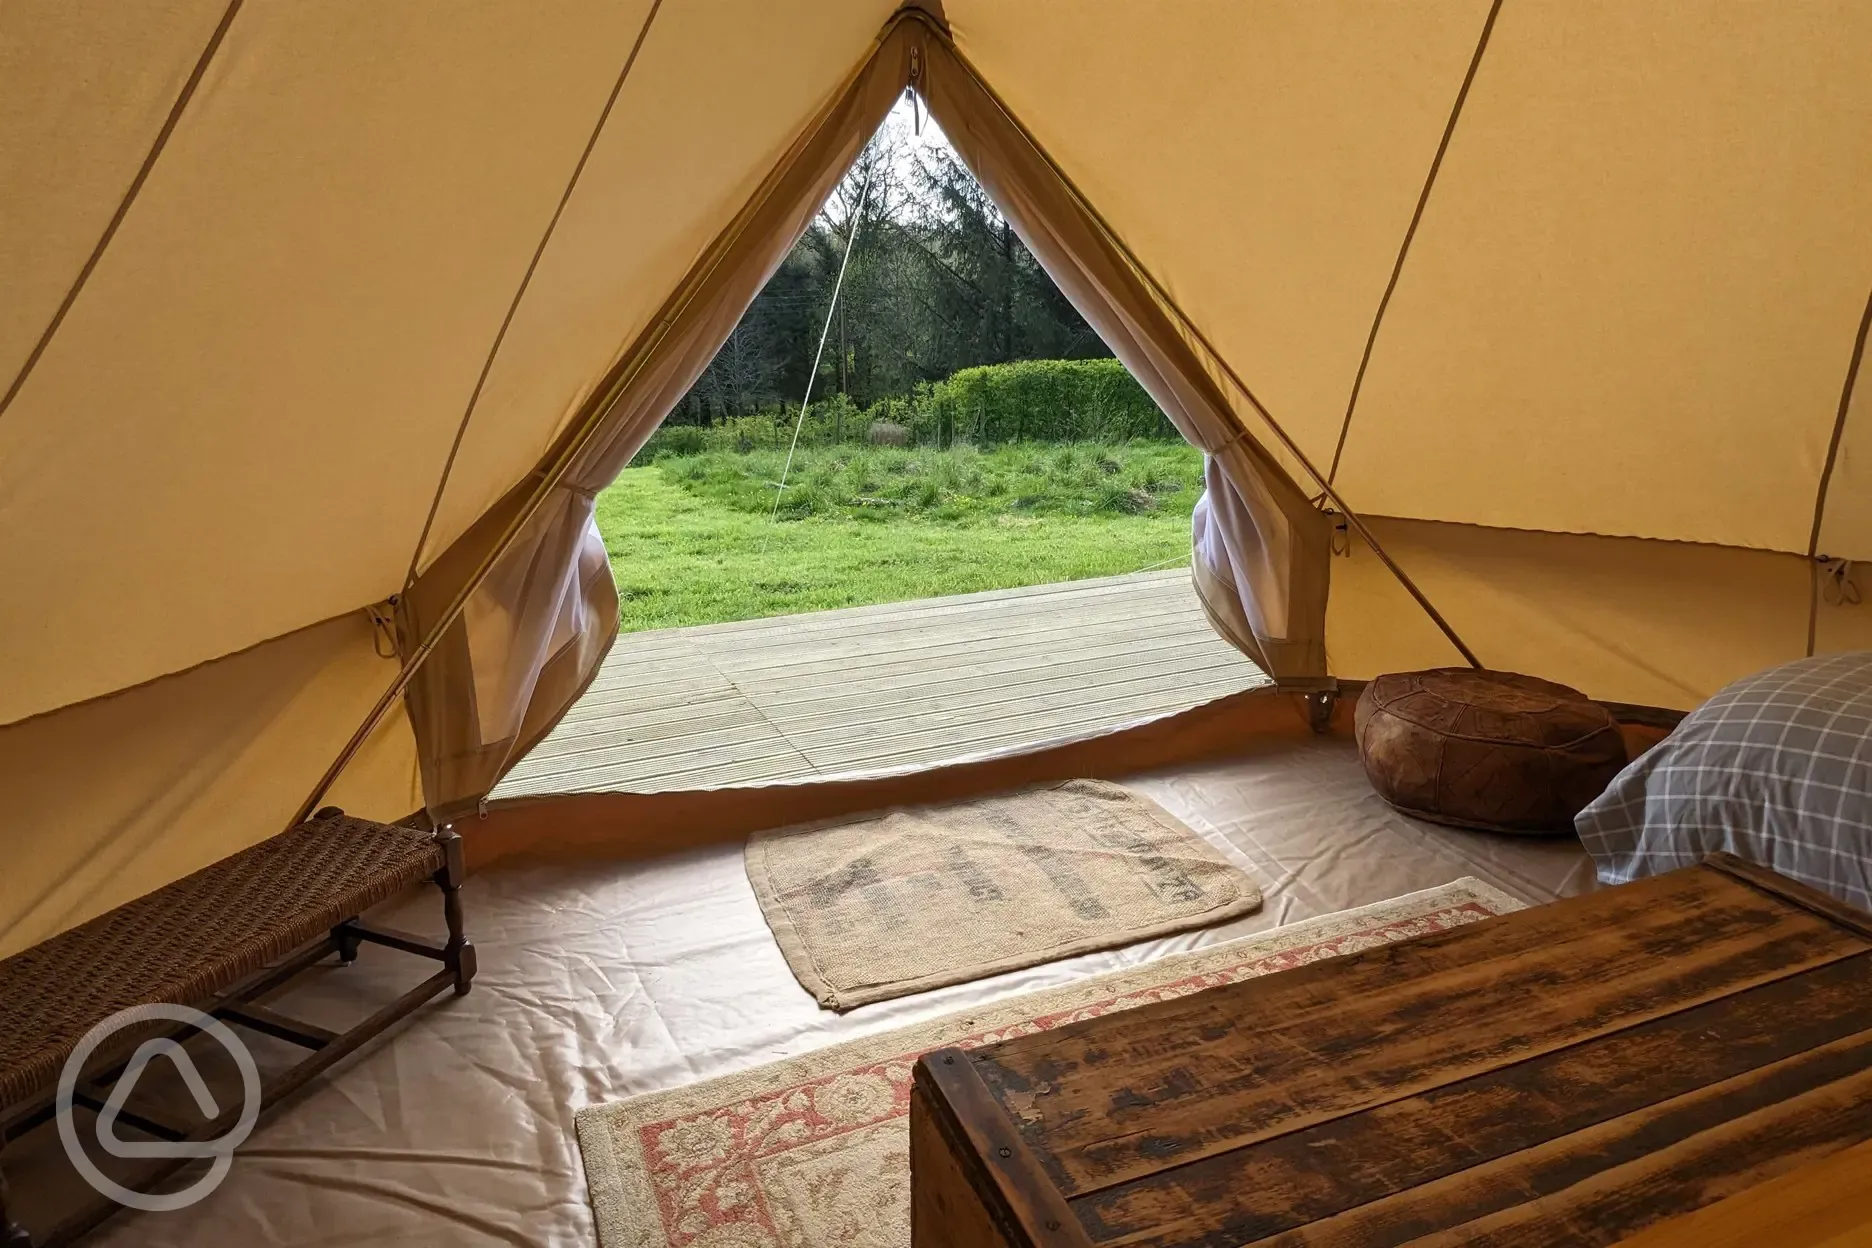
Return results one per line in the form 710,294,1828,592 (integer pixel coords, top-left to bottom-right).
0,808,474,1247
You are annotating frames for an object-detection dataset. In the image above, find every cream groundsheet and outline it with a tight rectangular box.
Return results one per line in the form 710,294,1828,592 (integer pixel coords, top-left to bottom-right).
8,739,1594,1246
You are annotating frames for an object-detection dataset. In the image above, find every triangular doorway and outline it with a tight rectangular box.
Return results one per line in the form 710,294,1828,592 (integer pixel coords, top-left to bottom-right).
495,91,1268,800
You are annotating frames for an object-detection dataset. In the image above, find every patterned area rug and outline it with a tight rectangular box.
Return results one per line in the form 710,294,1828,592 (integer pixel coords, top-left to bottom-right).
577,878,1523,1248
746,779,1263,1010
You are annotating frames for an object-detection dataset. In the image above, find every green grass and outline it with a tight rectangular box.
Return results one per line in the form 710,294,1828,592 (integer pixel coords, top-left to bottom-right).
597,440,1202,632
656,440,1202,521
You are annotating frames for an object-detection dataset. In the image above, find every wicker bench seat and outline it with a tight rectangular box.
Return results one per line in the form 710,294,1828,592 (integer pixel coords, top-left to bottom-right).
0,809,474,1247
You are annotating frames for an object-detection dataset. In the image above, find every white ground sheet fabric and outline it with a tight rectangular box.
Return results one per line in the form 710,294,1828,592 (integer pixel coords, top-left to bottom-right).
11,739,1594,1246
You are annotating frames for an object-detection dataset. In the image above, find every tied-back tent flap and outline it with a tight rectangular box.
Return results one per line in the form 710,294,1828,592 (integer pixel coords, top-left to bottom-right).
2,0,1870,960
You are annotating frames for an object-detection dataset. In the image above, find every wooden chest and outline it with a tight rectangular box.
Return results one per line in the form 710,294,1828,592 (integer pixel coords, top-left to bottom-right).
909,854,1872,1246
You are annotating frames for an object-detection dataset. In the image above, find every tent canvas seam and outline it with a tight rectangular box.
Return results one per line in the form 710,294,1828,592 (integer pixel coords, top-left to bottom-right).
290,9,924,828
1324,0,1505,487
398,0,668,597
0,603,391,734
1364,513,1826,557
0,0,244,425
928,20,1483,669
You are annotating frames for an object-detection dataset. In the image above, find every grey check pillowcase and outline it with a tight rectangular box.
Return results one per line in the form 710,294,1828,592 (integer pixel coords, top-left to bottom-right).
1576,651,1872,911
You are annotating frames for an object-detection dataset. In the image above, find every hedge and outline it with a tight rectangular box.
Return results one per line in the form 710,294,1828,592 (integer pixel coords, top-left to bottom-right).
636,358,1177,461
921,358,1176,444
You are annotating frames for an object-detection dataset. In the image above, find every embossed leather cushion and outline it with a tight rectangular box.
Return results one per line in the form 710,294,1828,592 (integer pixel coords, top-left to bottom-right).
1355,669,1627,835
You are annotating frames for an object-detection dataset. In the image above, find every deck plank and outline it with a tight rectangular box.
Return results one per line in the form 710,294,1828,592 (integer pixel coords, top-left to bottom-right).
491,570,1268,797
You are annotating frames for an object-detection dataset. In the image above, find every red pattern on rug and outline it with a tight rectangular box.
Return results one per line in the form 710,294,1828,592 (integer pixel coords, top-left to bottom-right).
637,900,1500,1243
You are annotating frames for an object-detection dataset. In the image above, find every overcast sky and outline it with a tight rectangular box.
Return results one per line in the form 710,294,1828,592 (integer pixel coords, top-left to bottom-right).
818,91,958,229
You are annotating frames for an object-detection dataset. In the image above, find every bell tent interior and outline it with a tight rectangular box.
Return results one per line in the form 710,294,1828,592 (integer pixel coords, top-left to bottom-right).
3,1,1872,1244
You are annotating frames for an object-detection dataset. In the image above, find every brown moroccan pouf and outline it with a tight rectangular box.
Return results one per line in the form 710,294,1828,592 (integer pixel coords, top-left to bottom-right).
1354,669,1627,835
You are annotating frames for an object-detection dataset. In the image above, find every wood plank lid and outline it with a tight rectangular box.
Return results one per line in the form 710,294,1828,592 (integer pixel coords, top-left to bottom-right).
930,860,1872,1246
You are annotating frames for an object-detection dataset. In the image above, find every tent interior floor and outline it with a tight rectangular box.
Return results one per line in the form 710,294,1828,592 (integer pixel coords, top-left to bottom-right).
4,732,1594,1246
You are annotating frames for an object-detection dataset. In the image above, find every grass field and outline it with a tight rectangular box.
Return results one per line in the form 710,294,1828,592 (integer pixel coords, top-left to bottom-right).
598,440,1202,632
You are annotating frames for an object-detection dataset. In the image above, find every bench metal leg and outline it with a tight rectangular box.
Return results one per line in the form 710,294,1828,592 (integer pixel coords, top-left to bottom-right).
0,816,475,1247
0,1162,31,1248
433,826,477,996
332,921,363,965
1306,689,1337,734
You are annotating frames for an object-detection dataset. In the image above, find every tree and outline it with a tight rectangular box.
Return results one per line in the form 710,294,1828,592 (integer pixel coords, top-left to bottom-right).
671,103,1112,426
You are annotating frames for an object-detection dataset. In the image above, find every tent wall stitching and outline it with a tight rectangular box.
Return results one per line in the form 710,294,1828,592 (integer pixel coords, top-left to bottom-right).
398,0,669,598
285,8,927,829
930,21,1484,670
1324,0,1504,487
0,0,244,424
1807,283,1872,655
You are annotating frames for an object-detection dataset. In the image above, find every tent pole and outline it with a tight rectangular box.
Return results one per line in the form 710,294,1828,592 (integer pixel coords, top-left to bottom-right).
1806,284,1872,655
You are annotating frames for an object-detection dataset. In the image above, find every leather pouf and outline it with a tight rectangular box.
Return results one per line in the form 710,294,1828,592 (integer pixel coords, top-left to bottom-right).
1354,669,1627,835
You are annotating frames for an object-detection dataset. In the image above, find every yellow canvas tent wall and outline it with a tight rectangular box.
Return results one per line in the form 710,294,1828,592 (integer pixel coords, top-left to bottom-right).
3,0,1869,960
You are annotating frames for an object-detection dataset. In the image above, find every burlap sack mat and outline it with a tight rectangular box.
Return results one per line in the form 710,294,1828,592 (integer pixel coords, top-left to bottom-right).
745,778,1263,1010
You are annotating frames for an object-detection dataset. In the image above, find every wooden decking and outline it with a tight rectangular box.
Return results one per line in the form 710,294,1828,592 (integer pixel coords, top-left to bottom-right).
493,569,1269,798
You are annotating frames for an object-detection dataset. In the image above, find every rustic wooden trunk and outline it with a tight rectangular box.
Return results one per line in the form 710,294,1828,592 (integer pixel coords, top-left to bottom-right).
909,854,1872,1246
